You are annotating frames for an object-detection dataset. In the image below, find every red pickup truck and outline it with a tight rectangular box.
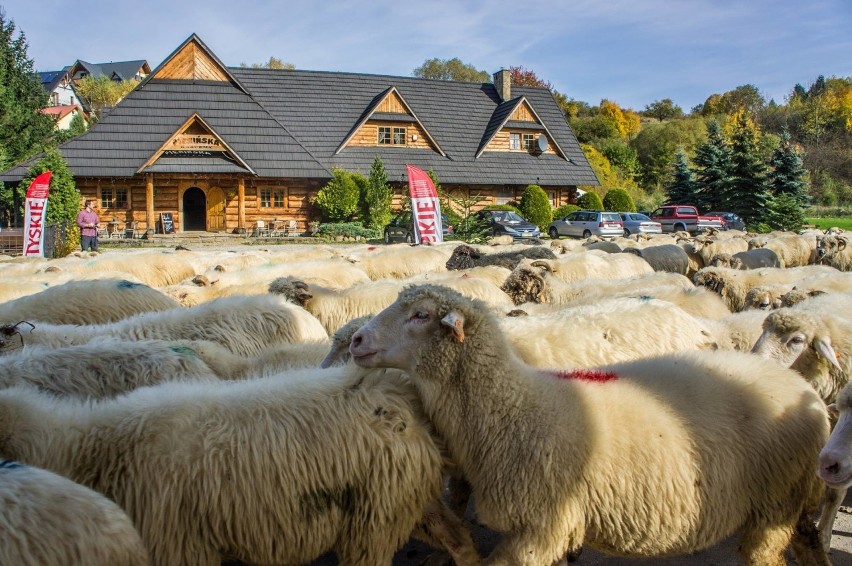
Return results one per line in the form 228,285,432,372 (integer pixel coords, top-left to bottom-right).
649,205,725,235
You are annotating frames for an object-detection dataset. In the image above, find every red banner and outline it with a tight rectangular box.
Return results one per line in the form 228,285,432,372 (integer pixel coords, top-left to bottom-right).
23,171,52,257
405,165,443,244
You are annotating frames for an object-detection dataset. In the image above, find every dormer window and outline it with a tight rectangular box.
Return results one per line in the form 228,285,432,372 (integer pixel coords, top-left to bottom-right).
523,133,536,150
509,133,520,150
378,126,406,145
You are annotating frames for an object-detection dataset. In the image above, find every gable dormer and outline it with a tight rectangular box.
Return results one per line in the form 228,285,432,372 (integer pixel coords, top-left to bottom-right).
336,87,445,156
141,34,248,94
477,96,566,159
137,113,254,174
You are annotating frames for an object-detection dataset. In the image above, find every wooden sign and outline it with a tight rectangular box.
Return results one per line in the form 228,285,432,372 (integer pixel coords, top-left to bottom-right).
160,212,175,234
169,134,225,151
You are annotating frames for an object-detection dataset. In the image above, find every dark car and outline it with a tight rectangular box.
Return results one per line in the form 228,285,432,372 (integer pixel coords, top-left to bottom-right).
475,210,541,239
705,211,746,231
383,211,452,243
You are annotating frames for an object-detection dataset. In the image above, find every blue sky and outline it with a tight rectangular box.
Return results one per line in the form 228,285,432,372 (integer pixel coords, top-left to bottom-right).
4,0,850,111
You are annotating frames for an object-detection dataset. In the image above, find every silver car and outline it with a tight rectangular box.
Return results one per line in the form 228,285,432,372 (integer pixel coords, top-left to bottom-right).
619,212,662,236
548,210,623,239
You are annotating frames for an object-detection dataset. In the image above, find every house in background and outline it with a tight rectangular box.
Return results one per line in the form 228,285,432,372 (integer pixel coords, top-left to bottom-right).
40,103,86,130
39,68,78,107
5,35,596,235
67,59,150,84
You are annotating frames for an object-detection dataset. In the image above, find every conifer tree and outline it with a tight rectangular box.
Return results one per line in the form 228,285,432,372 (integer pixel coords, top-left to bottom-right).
0,10,54,165
768,130,808,202
692,121,733,212
728,111,770,225
664,149,697,205
18,148,81,225
362,155,393,230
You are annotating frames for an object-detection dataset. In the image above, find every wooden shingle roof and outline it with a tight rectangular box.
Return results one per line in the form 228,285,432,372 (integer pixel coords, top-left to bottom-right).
2,36,597,187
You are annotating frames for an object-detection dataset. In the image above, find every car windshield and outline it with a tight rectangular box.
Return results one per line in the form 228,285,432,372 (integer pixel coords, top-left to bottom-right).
631,213,651,221
495,211,526,223
601,213,621,222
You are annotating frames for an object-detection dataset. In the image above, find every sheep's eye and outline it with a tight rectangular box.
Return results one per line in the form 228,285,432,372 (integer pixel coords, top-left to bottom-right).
410,311,429,321
787,334,806,346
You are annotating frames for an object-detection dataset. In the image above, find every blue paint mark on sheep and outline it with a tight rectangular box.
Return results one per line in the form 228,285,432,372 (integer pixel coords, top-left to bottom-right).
169,346,197,357
117,280,143,289
0,459,26,470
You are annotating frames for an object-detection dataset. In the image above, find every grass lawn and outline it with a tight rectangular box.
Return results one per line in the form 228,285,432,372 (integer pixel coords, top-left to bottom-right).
806,217,852,231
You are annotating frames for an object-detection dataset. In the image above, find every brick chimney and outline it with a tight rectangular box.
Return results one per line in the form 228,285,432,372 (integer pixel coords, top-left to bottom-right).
493,69,511,102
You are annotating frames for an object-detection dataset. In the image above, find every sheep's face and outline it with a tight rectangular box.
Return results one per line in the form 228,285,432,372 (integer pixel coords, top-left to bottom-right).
743,287,780,311
751,311,841,379
818,236,847,259
819,384,852,488
350,285,470,374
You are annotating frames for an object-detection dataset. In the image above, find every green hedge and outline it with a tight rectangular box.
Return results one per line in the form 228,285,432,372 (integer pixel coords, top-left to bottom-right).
315,221,381,241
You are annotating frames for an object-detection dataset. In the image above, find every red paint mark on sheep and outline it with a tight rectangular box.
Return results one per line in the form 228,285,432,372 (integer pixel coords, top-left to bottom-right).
367,246,378,251
547,369,619,383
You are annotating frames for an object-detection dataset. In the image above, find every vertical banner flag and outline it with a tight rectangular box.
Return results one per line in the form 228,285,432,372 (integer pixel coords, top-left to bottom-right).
23,171,52,257
405,164,443,244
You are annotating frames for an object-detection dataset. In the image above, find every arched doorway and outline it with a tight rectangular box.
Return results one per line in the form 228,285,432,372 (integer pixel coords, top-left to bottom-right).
182,187,207,231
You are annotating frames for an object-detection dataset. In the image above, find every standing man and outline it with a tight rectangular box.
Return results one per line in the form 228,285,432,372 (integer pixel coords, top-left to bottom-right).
76,199,100,252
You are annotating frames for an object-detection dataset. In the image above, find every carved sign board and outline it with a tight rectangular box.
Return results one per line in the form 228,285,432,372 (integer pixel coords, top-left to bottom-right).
170,134,225,151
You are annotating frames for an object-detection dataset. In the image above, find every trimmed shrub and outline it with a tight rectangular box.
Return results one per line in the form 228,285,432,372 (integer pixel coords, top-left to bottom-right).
553,204,580,219
577,191,604,211
482,203,521,213
518,184,553,230
315,221,381,241
603,188,636,212
312,169,362,222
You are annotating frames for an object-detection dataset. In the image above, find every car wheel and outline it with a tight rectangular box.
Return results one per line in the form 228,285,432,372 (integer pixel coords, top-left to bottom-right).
548,227,559,240
383,230,391,244
674,223,686,232
405,232,414,244
623,228,631,237
582,229,592,239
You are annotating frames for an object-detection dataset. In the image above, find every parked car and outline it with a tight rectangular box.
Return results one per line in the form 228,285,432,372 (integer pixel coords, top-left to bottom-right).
619,212,662,237
648,205,725,235
383,211,452,243
548,210,623,239
475,210,541,239
704,211,746,231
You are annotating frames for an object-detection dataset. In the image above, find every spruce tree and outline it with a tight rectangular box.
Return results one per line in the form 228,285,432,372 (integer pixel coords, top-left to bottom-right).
766,130,808,231
664,149,697,205
769,130,808,202
692,121,733,212
728,111,770,225
0,10,54,166
362,155,393,230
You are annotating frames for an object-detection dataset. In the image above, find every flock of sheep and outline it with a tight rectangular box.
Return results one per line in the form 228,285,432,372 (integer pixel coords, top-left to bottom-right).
0,225,850,565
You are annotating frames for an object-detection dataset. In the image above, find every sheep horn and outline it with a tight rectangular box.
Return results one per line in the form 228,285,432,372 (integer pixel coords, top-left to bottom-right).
530,260,554,273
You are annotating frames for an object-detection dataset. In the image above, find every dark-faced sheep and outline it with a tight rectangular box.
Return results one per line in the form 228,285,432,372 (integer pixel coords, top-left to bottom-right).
445,243,555,271
350,284,830,566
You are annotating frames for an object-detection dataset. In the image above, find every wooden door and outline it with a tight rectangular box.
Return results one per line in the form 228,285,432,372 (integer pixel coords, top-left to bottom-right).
207,188,225,231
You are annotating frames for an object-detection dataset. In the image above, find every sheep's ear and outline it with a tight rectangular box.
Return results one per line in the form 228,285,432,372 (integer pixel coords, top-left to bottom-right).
441,311,465,343
838,236,847,250
815,336,842,370
827,403,839,417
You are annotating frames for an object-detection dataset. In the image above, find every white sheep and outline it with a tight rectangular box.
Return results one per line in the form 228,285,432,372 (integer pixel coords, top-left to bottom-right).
694,264,838,311
487,235,514,246
0,459,149,566
752,233,819,267
517,250,653,285
0,338,220,399
0,279,180,326
0,367,480,566
497,297,719,368
687,234,749,266
818,383,852,490
349,284,830,565
344,244,451,280
0,294,329,356
43,249,196,287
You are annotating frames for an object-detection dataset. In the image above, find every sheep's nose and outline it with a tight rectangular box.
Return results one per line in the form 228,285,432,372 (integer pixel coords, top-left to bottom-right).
350,331,363,350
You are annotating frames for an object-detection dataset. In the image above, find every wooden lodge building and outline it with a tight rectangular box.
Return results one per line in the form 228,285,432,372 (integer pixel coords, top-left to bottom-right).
2,34,598,235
